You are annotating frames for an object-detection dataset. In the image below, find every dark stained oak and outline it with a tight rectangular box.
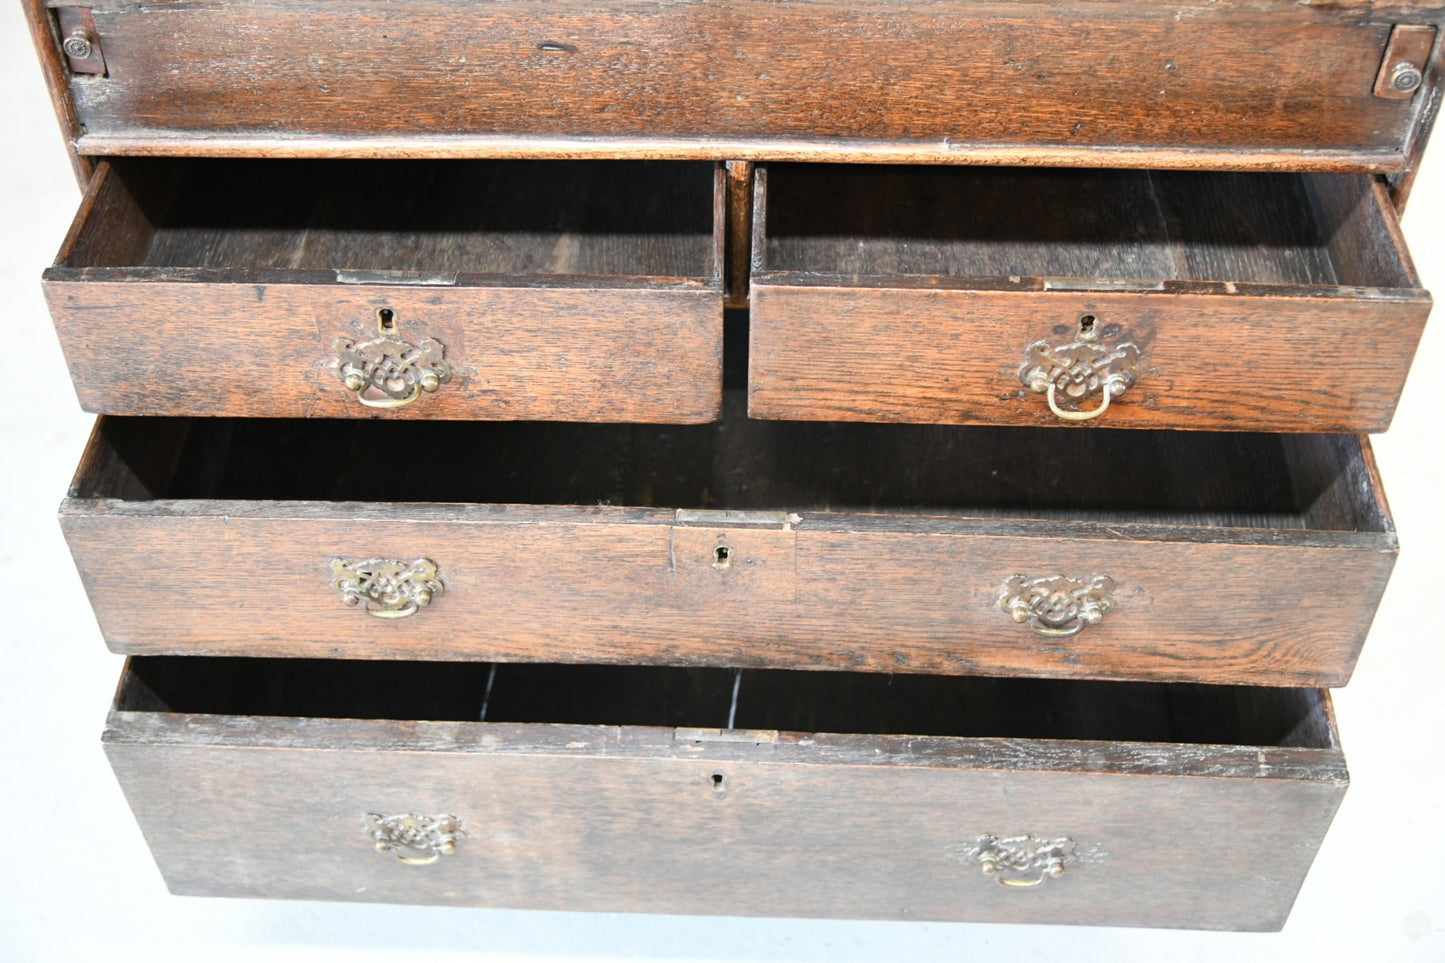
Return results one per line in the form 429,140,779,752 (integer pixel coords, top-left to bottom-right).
748,165,1432,431
37,0,1445,174
60,407,1397,686
103,656,1347,930
44,159,725,422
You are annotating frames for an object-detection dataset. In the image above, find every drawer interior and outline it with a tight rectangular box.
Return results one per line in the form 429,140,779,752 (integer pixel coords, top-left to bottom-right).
116,657,1338,750
57,159,722,282
75,402,1388,533
757,165,1416,288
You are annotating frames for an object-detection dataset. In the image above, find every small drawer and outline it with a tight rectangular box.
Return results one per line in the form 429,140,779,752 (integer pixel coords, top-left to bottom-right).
104,656,1347,930
61,402,1395,686
44,159,724,422
748,165,1431,432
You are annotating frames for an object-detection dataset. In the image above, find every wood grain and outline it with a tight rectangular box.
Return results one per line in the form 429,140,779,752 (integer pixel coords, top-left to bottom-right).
749,166,1431,431
46,0,1441,171
103,657,1347,930
21,0,92,185
45,160,725,421
59,413,1397,686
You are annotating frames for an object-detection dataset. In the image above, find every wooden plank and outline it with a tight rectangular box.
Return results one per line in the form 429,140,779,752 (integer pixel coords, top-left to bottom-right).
53,0,1434,167
102,678,1347,930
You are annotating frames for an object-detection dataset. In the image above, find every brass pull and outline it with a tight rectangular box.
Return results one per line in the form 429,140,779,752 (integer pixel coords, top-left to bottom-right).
1000,575,1115,638
973,834,1075,888
334,308,451,409
331,557,444,619
366,813,463,865
1020,314,1138,423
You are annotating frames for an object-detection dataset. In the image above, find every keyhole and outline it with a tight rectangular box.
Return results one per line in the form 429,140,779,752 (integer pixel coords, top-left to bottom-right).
1077,313,1096,336
713,545,733,569
710,773,727,795
377,307,397,333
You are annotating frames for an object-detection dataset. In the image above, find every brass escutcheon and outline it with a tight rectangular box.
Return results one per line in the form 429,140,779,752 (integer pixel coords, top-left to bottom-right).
334,308,451,409
972,834,1075,888
1019,315,1139,422
365,813,464,865
1000,574,1115,638
331,557,444,619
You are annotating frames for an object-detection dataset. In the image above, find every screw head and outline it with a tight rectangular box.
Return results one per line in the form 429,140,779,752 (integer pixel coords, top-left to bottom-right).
62,31,92,60
1393,62,1424,94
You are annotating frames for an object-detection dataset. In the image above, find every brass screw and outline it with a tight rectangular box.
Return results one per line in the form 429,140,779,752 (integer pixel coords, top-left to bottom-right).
62,30,92,60
1393,62,1424,94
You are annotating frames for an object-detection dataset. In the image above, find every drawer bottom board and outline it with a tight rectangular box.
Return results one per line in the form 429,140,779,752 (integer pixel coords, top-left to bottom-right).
105,658,1347,930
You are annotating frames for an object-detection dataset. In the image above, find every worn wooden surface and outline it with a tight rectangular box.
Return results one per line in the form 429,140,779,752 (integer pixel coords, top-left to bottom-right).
42,0,1445,171
22,0,91,185
60,412,1396,685
45,160,725,421
103,657,1346,929
749,166,1431,430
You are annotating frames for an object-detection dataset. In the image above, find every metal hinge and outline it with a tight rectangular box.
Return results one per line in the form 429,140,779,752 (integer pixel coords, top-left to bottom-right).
56,8,106,76
1374,25,1435,100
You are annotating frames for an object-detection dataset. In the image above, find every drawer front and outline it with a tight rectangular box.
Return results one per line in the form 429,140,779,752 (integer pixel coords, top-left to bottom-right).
61,417,1398,687
749,166,1432,432
103,659,1348,931
43,0,1443,170
44,160,725,422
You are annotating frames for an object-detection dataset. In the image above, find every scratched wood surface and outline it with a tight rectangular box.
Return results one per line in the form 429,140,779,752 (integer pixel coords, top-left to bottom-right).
35,0,1445,174
749,166,1431,430
45,159,725,421
60,408,1396,686
103,656,1346,929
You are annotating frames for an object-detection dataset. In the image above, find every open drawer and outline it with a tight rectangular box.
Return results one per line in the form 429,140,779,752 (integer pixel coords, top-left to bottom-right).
104,656,1347,930
61,401,1396,686
748,165,1432,432
43,159,725,422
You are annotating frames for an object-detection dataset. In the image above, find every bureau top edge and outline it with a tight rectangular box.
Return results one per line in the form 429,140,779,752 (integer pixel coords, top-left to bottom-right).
27,0,1445,196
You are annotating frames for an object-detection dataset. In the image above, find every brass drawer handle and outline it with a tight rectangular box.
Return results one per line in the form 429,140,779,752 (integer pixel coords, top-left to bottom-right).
366,813,464,865
1000,574,1115,638
972,834,1075,888
331,557,444,619
334,308,451,409
1019,314,1138,423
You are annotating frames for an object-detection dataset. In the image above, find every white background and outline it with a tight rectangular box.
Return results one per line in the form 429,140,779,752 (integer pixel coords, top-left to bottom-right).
2,9,1442,961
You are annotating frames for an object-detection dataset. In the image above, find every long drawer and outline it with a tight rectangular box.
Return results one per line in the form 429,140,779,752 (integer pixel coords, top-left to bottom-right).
104,656,1347,931
61,404,1396,686
748,165,1432,432
43,159,725,422
31,0,1444,170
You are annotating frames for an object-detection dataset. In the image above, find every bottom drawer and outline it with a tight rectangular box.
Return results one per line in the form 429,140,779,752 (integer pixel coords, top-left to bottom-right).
105,657,1347,931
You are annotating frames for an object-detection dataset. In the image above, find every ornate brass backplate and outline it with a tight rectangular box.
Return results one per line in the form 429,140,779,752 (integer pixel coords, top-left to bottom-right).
335,335,451,409
1019,317,1139,422
331,557,444,619
365,813,464,865
1000,574,1115,638
971,834,1076,887
334,308,451,409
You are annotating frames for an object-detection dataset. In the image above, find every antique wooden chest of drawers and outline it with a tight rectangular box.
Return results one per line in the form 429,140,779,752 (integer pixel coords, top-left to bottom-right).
24,0,1445,933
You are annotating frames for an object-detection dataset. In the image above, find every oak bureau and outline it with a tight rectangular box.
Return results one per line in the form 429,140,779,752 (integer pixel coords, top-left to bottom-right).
23,0,1445,931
